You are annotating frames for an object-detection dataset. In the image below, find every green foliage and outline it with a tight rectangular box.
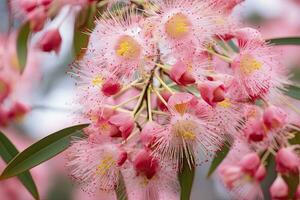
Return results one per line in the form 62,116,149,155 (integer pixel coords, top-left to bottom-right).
179,157,195,200
73,3,97,59
0,131,39,200
16,22,30,72
116,172,128,200
284,84,300,100
207,138,232,178
266,37,300,45
0,124,89,179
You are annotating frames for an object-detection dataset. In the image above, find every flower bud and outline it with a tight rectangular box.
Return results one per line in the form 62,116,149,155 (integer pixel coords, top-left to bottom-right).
270,176,289,200
244,119,266,142
157,90,171,111
21,0,38,13
134,149,159,179
239,153,260,176
40,0,52,7
101,79,121,97
219,165,243,189
197,80,226,107
28,8,47,32
234,27,263,47
0,107,9,127
117,151,128,167
168,92,197,115
263,106,287,130
0,78,10,103
108,113,135,139
140,121,161,148
254,164,266,182
8,102,30,121
276,147,299,174
169,60,195,86
38,28,62,53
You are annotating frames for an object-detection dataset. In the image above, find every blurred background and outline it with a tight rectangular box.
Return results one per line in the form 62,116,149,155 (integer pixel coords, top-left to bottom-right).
0,0,300,199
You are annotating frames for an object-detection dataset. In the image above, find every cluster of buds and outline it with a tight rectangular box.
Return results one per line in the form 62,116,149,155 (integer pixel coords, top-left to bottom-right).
66,0,300,199
0,36,29,127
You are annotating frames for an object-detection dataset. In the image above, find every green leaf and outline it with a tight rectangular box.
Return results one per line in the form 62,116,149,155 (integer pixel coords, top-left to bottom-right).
266,37,300,46
0,131,39,200
115,172,128,200
73,3,97,59
260,155,276,200
283,173,300,199
284,85,300,100
0,124,89,179
207,138,232,178
178,157,195,200
289,131,300,145
16,22,30,72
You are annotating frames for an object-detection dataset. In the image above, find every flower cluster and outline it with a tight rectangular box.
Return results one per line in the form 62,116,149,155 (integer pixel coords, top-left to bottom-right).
67,0,300,199
0,34,29,127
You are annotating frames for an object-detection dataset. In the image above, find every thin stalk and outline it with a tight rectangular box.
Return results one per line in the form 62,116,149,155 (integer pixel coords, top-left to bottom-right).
154,70,174,94
147,86,153,121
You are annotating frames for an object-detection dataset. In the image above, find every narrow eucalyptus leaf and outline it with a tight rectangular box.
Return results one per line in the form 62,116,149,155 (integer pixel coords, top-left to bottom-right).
0,131,39,200
0,124,89,179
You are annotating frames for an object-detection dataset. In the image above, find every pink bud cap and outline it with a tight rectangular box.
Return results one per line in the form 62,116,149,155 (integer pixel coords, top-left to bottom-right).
270,176,289,200
245,119,266,142
39,0,52,7
134,149,159,180
239,153,260,176
255,164,266,182
28,8,47,32
263,106,287,130
117,151,128,166
140,121,161,148
234,27,263,47
21,0,38,13
101,79,121,97
169,60,195,86
38,29,62,53
197,80,226,107
8,102,30,120
168,92,197,114
0,108,9,127
276,147,299,174
108,113,135,139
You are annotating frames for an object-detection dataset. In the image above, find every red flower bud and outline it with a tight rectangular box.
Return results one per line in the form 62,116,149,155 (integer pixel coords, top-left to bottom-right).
108,113,135,139
134,149,159,179
270,176,289,200
8,102,30,120
276,147,299,174
244,119,266,142
140,121,161,148
254,164,266,182
117,151,128,167
38,29,62,53
197,80,226,107
263,106,287,130
169,60,195,86
239,153,260,176
21,0,38,13
101,79,121,97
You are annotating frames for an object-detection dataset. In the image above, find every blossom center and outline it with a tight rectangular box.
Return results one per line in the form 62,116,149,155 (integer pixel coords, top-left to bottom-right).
92,75,103,86
173,120,197,141
218,98,231,108
96,154,115,175
240,54,262,75
115,35,141,59
165,13,191,39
